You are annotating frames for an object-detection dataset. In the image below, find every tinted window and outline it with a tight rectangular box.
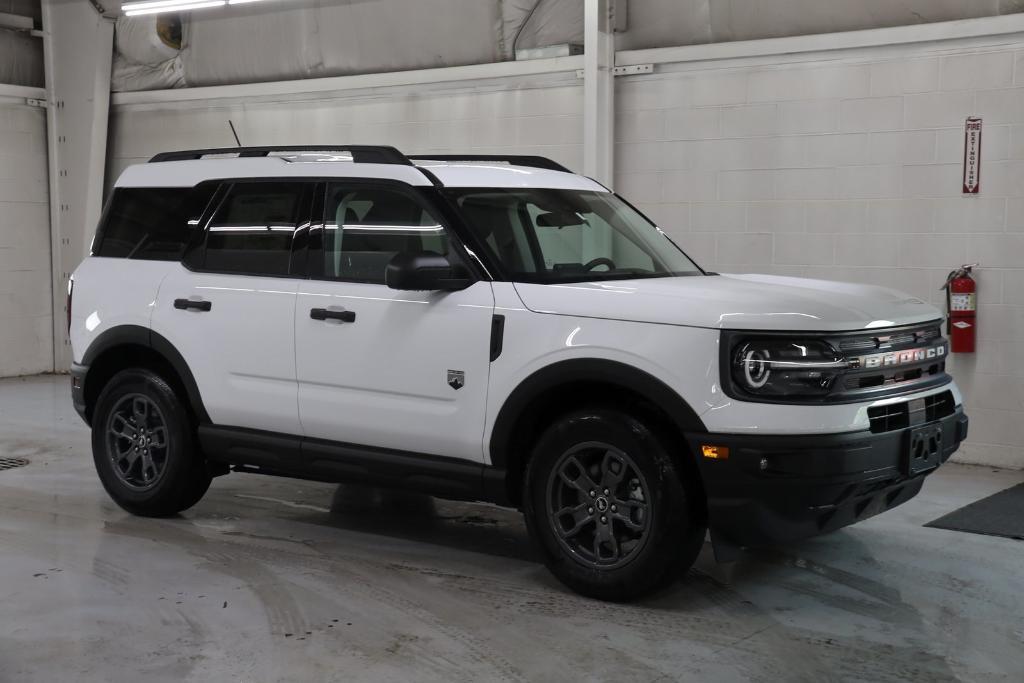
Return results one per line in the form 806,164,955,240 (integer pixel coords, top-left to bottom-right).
448,188,701,284
94,186,216,260
322,184,449,284
203,182,307,276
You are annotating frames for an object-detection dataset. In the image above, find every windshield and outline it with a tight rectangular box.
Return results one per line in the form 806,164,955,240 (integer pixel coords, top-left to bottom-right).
446,188,703,283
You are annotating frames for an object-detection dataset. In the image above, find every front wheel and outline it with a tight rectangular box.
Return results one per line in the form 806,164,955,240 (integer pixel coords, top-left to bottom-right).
523,408,706,601
91,368,211,517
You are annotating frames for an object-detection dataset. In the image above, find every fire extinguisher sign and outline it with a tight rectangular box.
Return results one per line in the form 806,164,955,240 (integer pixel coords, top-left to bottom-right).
962,117,982,194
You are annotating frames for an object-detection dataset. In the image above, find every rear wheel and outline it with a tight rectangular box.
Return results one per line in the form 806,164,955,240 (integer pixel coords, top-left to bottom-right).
523,408,705,601
92,368,211,517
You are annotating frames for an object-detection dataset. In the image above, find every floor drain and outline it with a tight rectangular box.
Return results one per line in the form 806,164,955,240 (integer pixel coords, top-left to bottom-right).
0,457,29,471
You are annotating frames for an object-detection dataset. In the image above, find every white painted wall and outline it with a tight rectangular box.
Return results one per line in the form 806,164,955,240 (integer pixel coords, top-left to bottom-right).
0,96,51,376
616,31,1024,469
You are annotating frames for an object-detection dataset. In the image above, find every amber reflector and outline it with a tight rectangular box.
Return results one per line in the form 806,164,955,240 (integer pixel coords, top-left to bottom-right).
701,445,729,460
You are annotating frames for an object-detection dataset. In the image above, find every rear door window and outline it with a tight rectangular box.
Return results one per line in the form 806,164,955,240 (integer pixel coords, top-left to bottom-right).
93,185,217,260
201,182,311,277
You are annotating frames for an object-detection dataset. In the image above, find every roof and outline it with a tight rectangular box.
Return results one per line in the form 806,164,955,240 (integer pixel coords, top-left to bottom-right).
417,160,606,192
114,151,607,193
115,158,434,189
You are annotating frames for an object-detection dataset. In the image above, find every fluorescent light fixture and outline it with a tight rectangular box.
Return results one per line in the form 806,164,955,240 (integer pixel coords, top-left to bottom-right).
124,1,226,16
124,0,218,9
123,0,276,17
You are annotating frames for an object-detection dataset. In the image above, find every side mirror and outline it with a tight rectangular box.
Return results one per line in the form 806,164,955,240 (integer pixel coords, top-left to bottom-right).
385,251,472,291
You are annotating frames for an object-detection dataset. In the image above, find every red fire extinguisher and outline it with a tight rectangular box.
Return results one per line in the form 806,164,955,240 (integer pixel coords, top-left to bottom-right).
942,264,978,353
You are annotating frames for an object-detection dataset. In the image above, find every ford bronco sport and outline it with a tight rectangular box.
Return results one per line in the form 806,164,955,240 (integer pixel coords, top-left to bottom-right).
70,146,968,600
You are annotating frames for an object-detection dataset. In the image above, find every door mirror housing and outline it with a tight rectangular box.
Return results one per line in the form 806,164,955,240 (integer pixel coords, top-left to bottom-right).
385,251,472,291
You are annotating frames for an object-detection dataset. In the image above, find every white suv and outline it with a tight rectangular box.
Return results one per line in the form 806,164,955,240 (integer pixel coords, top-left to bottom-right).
70,146,968,600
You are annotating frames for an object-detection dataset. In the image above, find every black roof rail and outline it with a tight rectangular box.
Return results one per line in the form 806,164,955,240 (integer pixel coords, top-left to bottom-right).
408,154,571,173
149,145,413,165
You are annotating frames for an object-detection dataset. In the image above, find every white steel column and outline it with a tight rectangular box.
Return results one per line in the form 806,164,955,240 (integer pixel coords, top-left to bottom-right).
583,0,614,187
41,0,114,371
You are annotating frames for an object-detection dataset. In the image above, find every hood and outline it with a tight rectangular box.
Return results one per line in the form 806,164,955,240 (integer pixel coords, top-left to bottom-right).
513,273,942,332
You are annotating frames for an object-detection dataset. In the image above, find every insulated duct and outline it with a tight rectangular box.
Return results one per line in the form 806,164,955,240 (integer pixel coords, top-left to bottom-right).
111,14,184,91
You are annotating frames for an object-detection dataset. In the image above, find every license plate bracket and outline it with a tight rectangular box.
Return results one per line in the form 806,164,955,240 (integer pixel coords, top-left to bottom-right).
903,424,944,475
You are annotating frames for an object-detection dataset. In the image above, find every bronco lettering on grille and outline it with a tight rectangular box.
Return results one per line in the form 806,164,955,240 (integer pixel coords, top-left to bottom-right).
850,344,947,370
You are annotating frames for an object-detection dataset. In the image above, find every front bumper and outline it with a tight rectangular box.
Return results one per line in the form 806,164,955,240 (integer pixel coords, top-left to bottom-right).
686,406,968,552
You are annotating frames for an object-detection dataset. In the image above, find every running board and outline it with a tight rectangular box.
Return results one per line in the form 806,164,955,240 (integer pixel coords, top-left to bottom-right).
198,424,510,506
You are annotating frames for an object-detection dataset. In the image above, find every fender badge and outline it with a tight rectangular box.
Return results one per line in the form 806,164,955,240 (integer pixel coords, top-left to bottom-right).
447,370,465,390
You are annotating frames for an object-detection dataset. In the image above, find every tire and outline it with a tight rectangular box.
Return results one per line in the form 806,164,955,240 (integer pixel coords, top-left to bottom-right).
523,408,706,601
91,368,211,517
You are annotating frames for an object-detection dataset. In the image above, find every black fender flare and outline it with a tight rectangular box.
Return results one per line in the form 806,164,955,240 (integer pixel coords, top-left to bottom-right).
81,325,210,424
488,358,707,471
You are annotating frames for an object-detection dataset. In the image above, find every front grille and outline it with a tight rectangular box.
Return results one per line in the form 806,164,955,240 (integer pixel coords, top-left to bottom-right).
836,323,948,400
838,326,940,353
838,337,877,352
867,402,908,433
843,361,945,390
867,390,956,434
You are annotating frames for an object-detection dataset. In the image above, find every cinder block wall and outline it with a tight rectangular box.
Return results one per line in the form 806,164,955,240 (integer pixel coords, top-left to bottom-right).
616,37,1024,469
0,100,51,377
106,80,585,188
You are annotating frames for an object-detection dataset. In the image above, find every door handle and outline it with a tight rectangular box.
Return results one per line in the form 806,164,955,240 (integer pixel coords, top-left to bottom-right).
310,307,356,323
174,298,212,312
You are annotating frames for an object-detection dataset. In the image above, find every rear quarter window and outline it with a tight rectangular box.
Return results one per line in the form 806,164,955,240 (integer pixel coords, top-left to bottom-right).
94,186,217,260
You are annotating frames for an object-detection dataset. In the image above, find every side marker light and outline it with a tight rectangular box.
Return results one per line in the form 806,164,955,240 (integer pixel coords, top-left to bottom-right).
702,445,729,460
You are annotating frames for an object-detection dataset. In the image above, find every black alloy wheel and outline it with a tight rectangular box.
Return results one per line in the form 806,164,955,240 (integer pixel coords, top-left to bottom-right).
92,368,212,517
104,394,170,491
546,442,652,570
524,408,706,601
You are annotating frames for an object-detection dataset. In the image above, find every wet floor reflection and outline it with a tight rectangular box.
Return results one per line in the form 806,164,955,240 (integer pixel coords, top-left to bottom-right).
317,484,541,563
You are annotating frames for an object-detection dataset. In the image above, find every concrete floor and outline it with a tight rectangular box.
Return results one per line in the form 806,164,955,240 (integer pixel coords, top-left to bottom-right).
0,375,1022,682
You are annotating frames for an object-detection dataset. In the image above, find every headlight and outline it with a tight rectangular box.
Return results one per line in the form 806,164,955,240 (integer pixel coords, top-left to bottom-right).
729,338,845,398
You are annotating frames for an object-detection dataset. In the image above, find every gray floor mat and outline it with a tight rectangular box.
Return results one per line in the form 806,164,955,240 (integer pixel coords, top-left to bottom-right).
925,483,1024,540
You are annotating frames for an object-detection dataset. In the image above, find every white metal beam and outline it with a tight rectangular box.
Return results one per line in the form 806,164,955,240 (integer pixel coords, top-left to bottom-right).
583,0,614,187
41,0,114,372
